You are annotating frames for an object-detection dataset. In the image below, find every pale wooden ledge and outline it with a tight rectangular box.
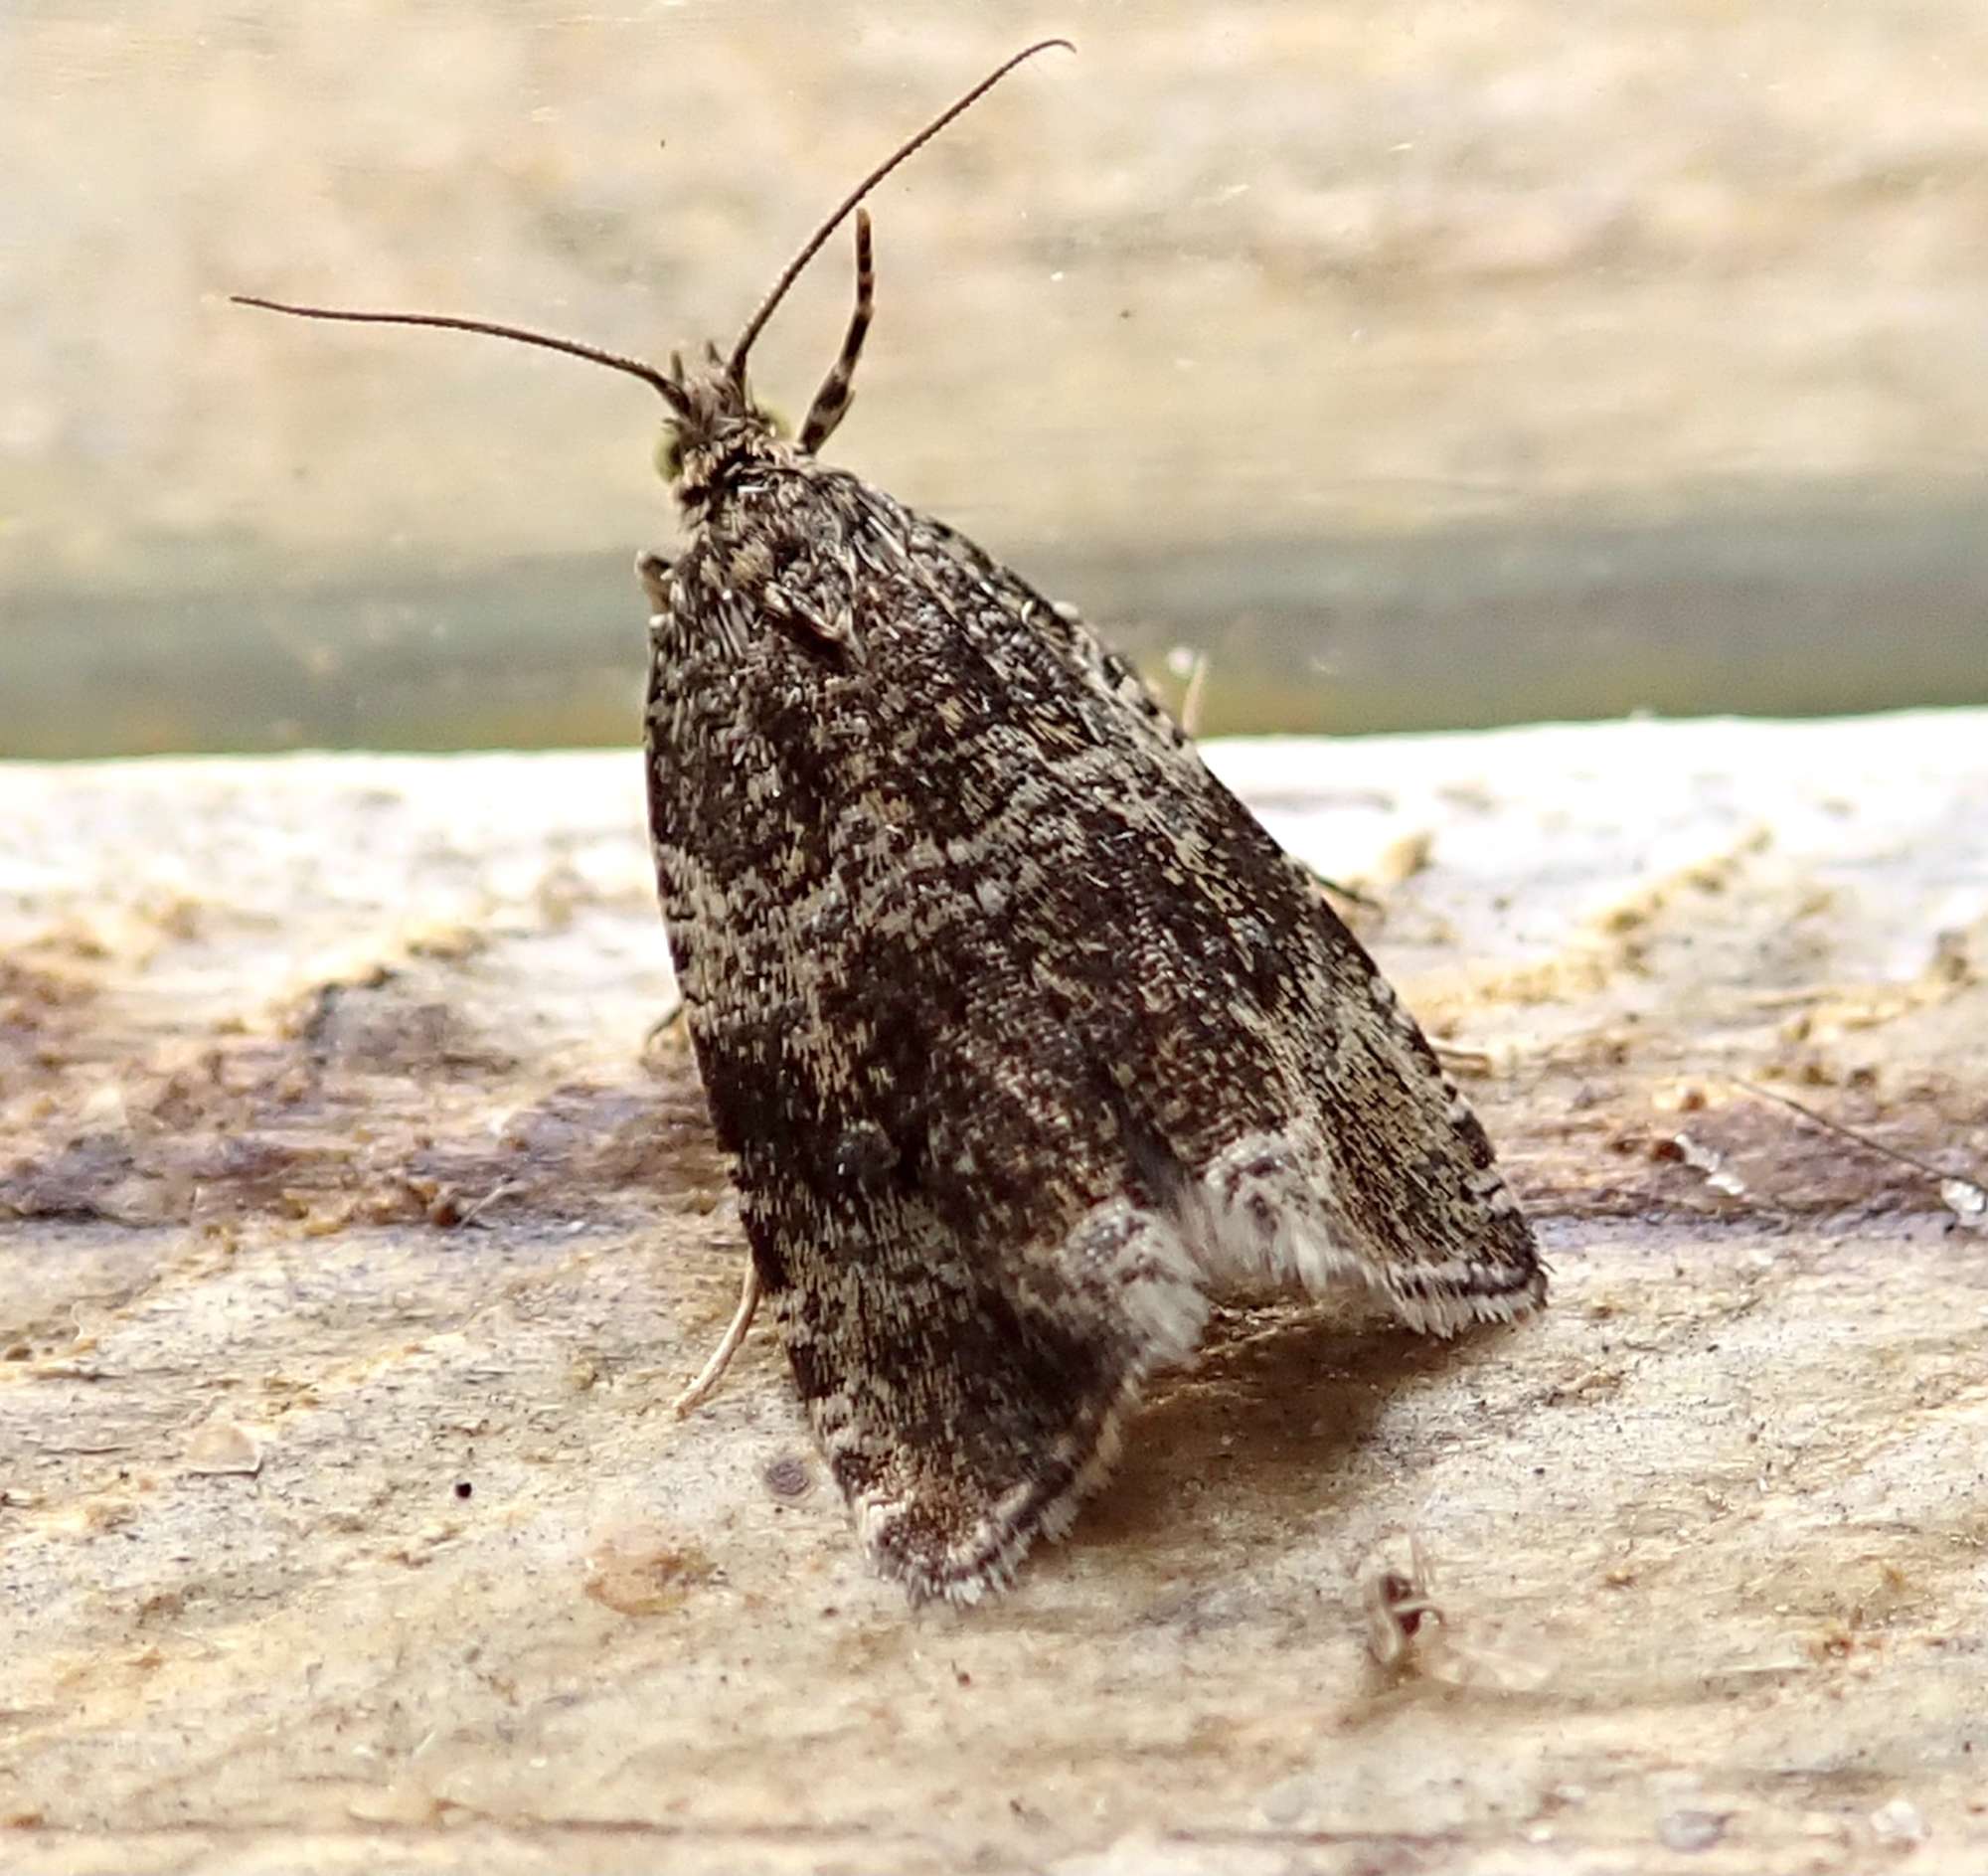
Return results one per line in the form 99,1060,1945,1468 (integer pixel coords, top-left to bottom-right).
3,712,1985,1875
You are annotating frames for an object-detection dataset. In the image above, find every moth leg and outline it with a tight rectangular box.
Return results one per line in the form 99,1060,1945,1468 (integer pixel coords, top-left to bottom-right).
1167,645,1359,919
797,210,874,455
671,1260,761,1416
1177,648,1211,738
635,549,672,616
1304,861,1380,913
639,983,688,1074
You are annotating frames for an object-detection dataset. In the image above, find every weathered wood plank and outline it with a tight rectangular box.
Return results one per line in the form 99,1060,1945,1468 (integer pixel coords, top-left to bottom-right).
3,713,1984,1873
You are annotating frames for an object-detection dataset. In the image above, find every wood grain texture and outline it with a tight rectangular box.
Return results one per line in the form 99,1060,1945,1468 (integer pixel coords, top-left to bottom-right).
3,713,1985,1872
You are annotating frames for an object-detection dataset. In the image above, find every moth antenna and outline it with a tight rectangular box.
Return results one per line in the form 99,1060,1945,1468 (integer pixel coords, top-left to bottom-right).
727,37,1073,381
798,209,875,455
230,295,690,415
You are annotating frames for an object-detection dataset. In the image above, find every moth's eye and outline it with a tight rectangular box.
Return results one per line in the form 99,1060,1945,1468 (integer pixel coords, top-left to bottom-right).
656,429,685,481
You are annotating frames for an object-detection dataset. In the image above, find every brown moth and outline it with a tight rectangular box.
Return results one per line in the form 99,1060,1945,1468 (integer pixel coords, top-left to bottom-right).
236,42,1544,1604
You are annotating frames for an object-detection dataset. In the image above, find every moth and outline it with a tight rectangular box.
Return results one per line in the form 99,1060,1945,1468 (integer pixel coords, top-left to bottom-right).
236,41,1546,1605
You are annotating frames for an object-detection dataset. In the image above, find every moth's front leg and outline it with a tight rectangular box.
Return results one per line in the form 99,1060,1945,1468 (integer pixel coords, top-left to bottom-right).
635,549,672,617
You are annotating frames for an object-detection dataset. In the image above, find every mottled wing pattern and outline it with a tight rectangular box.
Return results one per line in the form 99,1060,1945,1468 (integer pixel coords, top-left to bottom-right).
643,451,1541,1601
914,506,1546,1333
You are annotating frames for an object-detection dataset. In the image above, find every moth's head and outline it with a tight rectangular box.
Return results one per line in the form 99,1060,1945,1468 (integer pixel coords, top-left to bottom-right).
654,344,787,507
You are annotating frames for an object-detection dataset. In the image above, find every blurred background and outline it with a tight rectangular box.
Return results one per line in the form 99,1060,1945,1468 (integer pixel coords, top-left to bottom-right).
4,0,1986,756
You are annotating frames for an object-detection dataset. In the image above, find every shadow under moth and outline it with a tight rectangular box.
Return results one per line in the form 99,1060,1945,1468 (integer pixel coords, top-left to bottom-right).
236,40,1545,1605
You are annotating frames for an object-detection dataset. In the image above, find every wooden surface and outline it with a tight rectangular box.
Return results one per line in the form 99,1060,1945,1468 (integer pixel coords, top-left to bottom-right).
3,712,1986,1874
